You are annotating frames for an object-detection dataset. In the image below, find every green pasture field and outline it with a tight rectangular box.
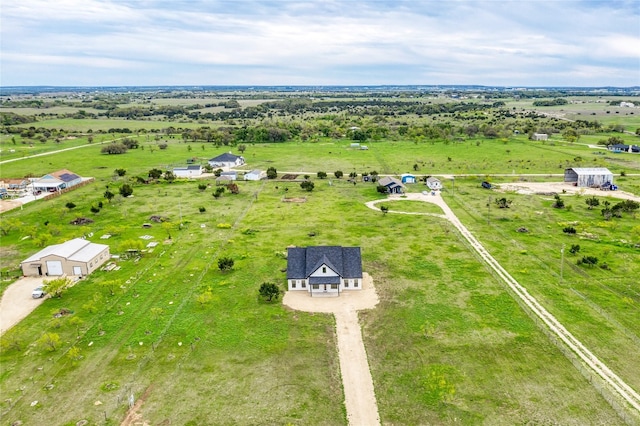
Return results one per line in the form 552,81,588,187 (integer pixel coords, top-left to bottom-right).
1,126,639,424
0,177,628,424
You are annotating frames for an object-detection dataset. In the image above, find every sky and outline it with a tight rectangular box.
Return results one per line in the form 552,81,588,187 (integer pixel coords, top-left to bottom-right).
1,0,639,87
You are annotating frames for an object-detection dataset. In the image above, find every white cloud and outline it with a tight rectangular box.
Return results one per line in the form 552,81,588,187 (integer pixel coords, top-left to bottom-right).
1,0,638,86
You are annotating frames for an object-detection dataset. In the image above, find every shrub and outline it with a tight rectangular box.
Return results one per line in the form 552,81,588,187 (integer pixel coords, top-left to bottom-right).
552,194,565,209
101,143,127,154
334,170,344,179
267,167,277,179
198,207,206,213
217,257,234,271
119,184,133,197
563,226,576,234
317,171,327,179
65,202,76,209
300,180,315,192
259,282,280,302
577,256,598,267
569,244,580,254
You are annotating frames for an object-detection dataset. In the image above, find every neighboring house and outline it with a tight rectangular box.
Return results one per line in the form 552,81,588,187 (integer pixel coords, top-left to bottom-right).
21,238,110,277
173,165,203,178
0,178,29,191
608,144,640,154
34,169,82,192
208,153,245,168
244,170,266,181
286,246,363,296
532,133,548,141
378,176,405,194
33,176,64,192
401,174,416,184
426,177,442,190
220,171,237,180
564,167,614,187
50,169,82,188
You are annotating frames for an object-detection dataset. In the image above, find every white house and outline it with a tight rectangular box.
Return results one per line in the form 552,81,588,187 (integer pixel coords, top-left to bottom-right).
173,165,203,178
244,170,266,181
21,238,110,277
34,169,83,192
532,133,548,141
426,177,442,190
220,171,237,180
208,153,245,168
286,246,363,296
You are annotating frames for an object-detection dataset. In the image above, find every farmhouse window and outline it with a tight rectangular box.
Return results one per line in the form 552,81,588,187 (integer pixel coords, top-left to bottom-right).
312,284,320,290
331,284,338,290
292,281,296,289
354,280,359,288
301,281,306,288
345,281,349,288
322,266,326,273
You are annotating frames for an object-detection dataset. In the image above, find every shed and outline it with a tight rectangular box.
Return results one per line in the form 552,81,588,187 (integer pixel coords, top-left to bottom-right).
532,133,548,141
401,174,416,184
173,165,203,178
426,177,442,190
244,170,266,181
21,238,110,277
564,168,613,188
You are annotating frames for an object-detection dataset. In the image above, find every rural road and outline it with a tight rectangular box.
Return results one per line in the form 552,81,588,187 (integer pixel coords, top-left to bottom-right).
283,273,380,426
367,192,640,417
0,276,47,334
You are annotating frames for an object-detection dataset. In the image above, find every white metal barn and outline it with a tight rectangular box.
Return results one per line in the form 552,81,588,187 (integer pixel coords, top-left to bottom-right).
21,238,110,277
564,167,613,187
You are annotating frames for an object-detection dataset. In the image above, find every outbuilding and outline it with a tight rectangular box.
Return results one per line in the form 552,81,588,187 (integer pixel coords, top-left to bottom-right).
173,165,203,178
21,238,110,277
401,174,416,184
244,170,266,181
426,177,442,190
564,167,614,188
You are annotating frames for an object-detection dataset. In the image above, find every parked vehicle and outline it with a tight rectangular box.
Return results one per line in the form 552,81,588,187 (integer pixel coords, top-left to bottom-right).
32,286,46,298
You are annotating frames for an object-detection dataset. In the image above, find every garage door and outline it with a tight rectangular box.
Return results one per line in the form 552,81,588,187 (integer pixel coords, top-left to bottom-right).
46,260,63,276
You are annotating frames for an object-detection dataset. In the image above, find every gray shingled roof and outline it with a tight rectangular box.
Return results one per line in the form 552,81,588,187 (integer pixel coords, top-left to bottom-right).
287,246,362,280
209,153,242,162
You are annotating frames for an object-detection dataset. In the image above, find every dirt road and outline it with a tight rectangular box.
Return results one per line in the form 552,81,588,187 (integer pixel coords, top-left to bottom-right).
367,192,640,417
0,277,47,334
496,181,640,202
283,273,380,426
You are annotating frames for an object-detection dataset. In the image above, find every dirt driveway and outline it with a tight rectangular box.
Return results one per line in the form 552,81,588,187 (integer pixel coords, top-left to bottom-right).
0,276,47,334
283,273,380,426
496,181,640,202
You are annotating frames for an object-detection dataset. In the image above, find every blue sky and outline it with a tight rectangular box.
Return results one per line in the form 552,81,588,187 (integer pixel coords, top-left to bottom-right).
1,0,639,87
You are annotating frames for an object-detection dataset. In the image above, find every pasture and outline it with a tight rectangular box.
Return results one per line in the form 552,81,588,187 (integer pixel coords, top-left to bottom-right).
1,92,639,424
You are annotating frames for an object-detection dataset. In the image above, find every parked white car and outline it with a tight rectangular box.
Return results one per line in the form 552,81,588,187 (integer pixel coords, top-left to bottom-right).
32,286,46,299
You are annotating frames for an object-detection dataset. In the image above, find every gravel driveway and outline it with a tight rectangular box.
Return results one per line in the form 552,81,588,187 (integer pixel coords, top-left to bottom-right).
0,276,47,334
283,273,380,426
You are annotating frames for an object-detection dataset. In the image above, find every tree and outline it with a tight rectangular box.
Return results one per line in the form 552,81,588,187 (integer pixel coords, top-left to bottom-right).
198,206,206,213
585,196,600,210
334,170,343,179
259,282,280,302
148,168,163,180
164,170,176,183
90,205,101,214
44,277,73,298
119,184,133,197
317,171,327,179
238,144,247,154
552,194,565,209
67,346,82,362
267,167,277,179
104,190,115,203
198,183,207,192
101,143,127,154
213,187,225,198
114,168,127,177
214,168,223,177
569,244,581,255
300,180,315,192
65,202,76,210
494,198,512,209
158,143,168,150
100,280,119,296
227,183,239,194
380,204,389,214
563,226,577,234
0,218,22,236
38,332,60,351
218,257,234,271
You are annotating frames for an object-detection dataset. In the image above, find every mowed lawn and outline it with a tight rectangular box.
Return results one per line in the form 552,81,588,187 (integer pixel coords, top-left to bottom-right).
1,174,627,424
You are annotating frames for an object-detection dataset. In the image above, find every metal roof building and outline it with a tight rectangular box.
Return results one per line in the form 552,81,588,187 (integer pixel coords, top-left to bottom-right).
564,168,613,188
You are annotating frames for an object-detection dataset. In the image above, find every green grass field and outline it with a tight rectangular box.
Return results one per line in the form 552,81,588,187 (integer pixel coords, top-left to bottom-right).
1,104,639,424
